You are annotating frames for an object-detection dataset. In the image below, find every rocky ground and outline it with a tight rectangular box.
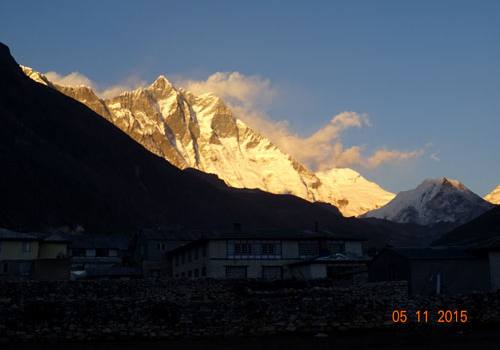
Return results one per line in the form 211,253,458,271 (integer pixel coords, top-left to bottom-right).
0,279,499,343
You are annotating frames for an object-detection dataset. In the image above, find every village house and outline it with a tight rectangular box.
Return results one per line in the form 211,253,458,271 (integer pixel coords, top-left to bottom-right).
0,227,70,280
67,234,138,279
168,227,366,280
132,227,197,277
469,237,500,290
368,247,491,295
289,253,369,282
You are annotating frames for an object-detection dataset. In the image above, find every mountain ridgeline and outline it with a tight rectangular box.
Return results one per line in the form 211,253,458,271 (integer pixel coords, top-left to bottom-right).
364,178,494,226
22,66,395,217
0,42,358,233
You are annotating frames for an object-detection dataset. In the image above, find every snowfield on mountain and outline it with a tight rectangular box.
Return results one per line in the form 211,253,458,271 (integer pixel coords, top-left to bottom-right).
364,177,494,225
485,185,500,205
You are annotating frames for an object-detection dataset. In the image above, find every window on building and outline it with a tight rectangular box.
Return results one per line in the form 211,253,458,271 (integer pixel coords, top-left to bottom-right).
225,266,247,279
327,241,346,254
86,249,96,257
22,242,32,253
174,255,179,266
262,243,276,255
181,272,185,277
96,248,107,257
201,266,207,277
187,251,192,262
202,245,206,257
194,268,199,277
262,266,283,280
188,270,192,278
19,262,32,276
108,249,118,257
298,241,319,258
175,274,179,278
234,243,251,255
181,253,185,264
0,241,2,254
194,248,199,260
227,240,282,259
2,262,8,274
72,249,86,257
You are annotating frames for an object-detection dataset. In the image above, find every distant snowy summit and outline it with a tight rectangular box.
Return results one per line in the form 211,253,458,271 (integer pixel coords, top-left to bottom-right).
363,177,494,225
21,66,395,217
485,185,500,205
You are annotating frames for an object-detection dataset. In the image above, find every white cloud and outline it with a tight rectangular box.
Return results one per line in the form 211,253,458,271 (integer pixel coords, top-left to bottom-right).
430,152,441,162
45,71,94,87
178,72,276,110
178,72,423,170
44,71,145,98
44,69,424,170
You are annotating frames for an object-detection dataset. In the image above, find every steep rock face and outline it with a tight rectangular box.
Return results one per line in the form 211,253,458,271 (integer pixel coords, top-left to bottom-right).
364,178,494,225
22,66,395,217
485,185,500,204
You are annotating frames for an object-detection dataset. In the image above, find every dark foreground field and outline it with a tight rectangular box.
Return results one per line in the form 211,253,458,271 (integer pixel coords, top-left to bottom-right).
3,329,500,350
1,279,500,346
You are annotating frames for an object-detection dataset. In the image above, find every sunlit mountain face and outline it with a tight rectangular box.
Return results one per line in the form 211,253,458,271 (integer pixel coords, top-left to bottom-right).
22,66,395,217
485,185,500,205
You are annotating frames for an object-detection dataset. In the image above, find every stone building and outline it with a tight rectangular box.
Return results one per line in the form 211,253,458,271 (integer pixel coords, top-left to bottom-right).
168,228,365,280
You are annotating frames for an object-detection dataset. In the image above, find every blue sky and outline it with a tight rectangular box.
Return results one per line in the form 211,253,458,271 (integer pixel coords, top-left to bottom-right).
1,0,499,195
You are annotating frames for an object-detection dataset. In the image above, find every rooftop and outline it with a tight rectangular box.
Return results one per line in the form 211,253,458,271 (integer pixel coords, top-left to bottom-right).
290,253,370,266
63,234,130,250
167,228,366,254
0,227,38,241
384,247,479,260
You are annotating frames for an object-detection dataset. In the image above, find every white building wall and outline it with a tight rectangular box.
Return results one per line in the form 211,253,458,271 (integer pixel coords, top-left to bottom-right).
208,259,301,279
290,264,326,279
171,238,364,280
172,242,209,278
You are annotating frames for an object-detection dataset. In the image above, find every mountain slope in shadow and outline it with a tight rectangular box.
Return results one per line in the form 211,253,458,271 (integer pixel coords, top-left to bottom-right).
0,42,353,234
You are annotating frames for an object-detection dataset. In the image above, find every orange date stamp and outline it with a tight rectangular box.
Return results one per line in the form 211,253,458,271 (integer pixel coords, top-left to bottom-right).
391,309,469,324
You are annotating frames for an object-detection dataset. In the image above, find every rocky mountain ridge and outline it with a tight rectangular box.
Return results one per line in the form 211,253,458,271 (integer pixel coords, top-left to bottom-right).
22,66,395,217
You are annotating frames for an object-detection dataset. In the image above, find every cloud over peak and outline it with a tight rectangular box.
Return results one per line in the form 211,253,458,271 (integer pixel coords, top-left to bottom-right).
42,69,424,171
44,71,146,99
178,72,424,171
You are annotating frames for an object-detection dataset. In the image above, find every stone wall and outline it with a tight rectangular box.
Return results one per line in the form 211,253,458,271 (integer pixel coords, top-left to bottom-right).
0,279,499,342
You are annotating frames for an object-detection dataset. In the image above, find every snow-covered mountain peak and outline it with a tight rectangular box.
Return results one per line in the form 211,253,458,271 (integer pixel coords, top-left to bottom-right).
421,177,465,191
485,185,500,204
317,168,366,184
364,177,494,225
149,75,173,90
21,65,52,86
22,66,396,217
